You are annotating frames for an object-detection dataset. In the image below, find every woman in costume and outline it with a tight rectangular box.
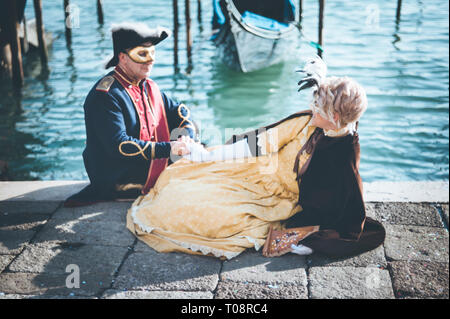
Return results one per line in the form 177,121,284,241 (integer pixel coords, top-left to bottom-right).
126,57,385,259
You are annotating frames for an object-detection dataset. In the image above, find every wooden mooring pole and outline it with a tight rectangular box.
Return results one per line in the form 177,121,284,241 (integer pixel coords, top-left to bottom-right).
318,0,325,58
64,0,72,46
33,0,48,67
396,0,402,23
97,0,104,25
299,0,303,22
197,0,202,23
185,0,192,60
173,0,179,69
6,0,24,89
22,14,29,54
1,43,13,78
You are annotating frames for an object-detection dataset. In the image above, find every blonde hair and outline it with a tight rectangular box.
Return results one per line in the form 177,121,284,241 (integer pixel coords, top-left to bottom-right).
311,76,368,129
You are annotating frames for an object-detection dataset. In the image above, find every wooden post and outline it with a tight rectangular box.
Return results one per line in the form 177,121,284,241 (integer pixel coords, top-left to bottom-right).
318,0,325,58
22,14,29,54
33,0,48,67
64,0,72,46
1,43,13,79
396,0,402,23
299,0,303,22
185,0,192,59
6,0,24,89
173,0,179,69
197,0,202,23
97,0,104,25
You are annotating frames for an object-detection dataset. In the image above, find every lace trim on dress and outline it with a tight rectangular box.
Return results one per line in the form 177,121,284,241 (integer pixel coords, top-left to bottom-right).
238,236,262,251
131,206,155,233
161,236,242,260
130,205,242,260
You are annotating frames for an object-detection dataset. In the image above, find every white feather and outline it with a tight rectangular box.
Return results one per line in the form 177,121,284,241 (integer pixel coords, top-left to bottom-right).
297,55,327,79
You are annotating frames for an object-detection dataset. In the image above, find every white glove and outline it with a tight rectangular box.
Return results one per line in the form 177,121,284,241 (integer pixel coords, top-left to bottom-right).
183,143,210,162
183,139,252,162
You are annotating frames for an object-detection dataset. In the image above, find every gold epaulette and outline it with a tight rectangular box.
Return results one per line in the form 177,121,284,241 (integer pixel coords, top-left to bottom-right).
96,75,115,92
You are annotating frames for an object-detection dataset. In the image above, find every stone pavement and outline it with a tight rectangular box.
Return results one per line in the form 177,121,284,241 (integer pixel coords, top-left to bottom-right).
0,181,448,299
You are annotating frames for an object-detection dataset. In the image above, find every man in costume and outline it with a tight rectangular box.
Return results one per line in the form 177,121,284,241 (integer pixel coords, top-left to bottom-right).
65,22,196,207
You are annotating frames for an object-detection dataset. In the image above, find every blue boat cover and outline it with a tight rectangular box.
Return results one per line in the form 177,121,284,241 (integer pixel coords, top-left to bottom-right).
212,0,295,32
241,10,290,31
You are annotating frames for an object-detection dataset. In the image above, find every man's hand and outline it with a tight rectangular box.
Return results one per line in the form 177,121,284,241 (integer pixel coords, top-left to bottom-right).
171,135,201,156
170,140,191,156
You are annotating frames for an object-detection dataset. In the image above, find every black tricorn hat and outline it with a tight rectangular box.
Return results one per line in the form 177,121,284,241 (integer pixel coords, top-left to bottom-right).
105,22,171,69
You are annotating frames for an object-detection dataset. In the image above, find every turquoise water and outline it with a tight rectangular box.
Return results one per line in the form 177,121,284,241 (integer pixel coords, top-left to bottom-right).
0,0,448,182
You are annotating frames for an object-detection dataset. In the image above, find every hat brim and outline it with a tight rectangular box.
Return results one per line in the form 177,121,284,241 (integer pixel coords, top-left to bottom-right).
105,55,119,69
143,28,170,46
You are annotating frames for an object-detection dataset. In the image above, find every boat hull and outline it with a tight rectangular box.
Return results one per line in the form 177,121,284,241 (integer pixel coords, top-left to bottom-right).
213,7,299,72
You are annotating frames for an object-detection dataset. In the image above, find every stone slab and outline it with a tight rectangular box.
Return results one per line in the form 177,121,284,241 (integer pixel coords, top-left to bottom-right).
308,246,387,268
32,217,135,247
214,281,307,299
220,250,307,286
51,202,132,224
1,181,447,208
0,211,50,231
309,267,394,299
440,204,449,227
134,240,159,253
0,272,104,297
0,181,88,202
363,181,449,202
0,181,88,214
0,255,14,273
113,251,221,292
8,242,128,276
365,202,444,227
389,261,449,299
384,224,449,262
102,289,214,299
0,229,35,255
0,201,61,215
0,293,97,299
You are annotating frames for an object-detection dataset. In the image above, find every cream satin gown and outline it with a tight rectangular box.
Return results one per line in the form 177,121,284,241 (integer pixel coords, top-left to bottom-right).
126,115,316,259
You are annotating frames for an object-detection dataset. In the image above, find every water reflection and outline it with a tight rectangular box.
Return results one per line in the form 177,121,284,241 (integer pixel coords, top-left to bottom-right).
207,60,284,135
392,2,402,50
65,43,77,106
0,82,42,180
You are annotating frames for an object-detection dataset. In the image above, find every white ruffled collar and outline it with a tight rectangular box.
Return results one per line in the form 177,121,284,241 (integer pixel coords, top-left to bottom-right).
323,122,357,137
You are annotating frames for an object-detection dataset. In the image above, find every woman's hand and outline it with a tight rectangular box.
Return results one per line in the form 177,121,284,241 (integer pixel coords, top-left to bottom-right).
177,135,197,145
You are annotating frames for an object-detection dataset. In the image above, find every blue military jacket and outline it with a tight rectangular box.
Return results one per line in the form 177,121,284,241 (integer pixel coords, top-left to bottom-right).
69,70,195,202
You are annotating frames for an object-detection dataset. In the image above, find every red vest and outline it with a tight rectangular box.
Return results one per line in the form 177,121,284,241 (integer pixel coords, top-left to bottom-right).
141,79,170,194
113,68,170,194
